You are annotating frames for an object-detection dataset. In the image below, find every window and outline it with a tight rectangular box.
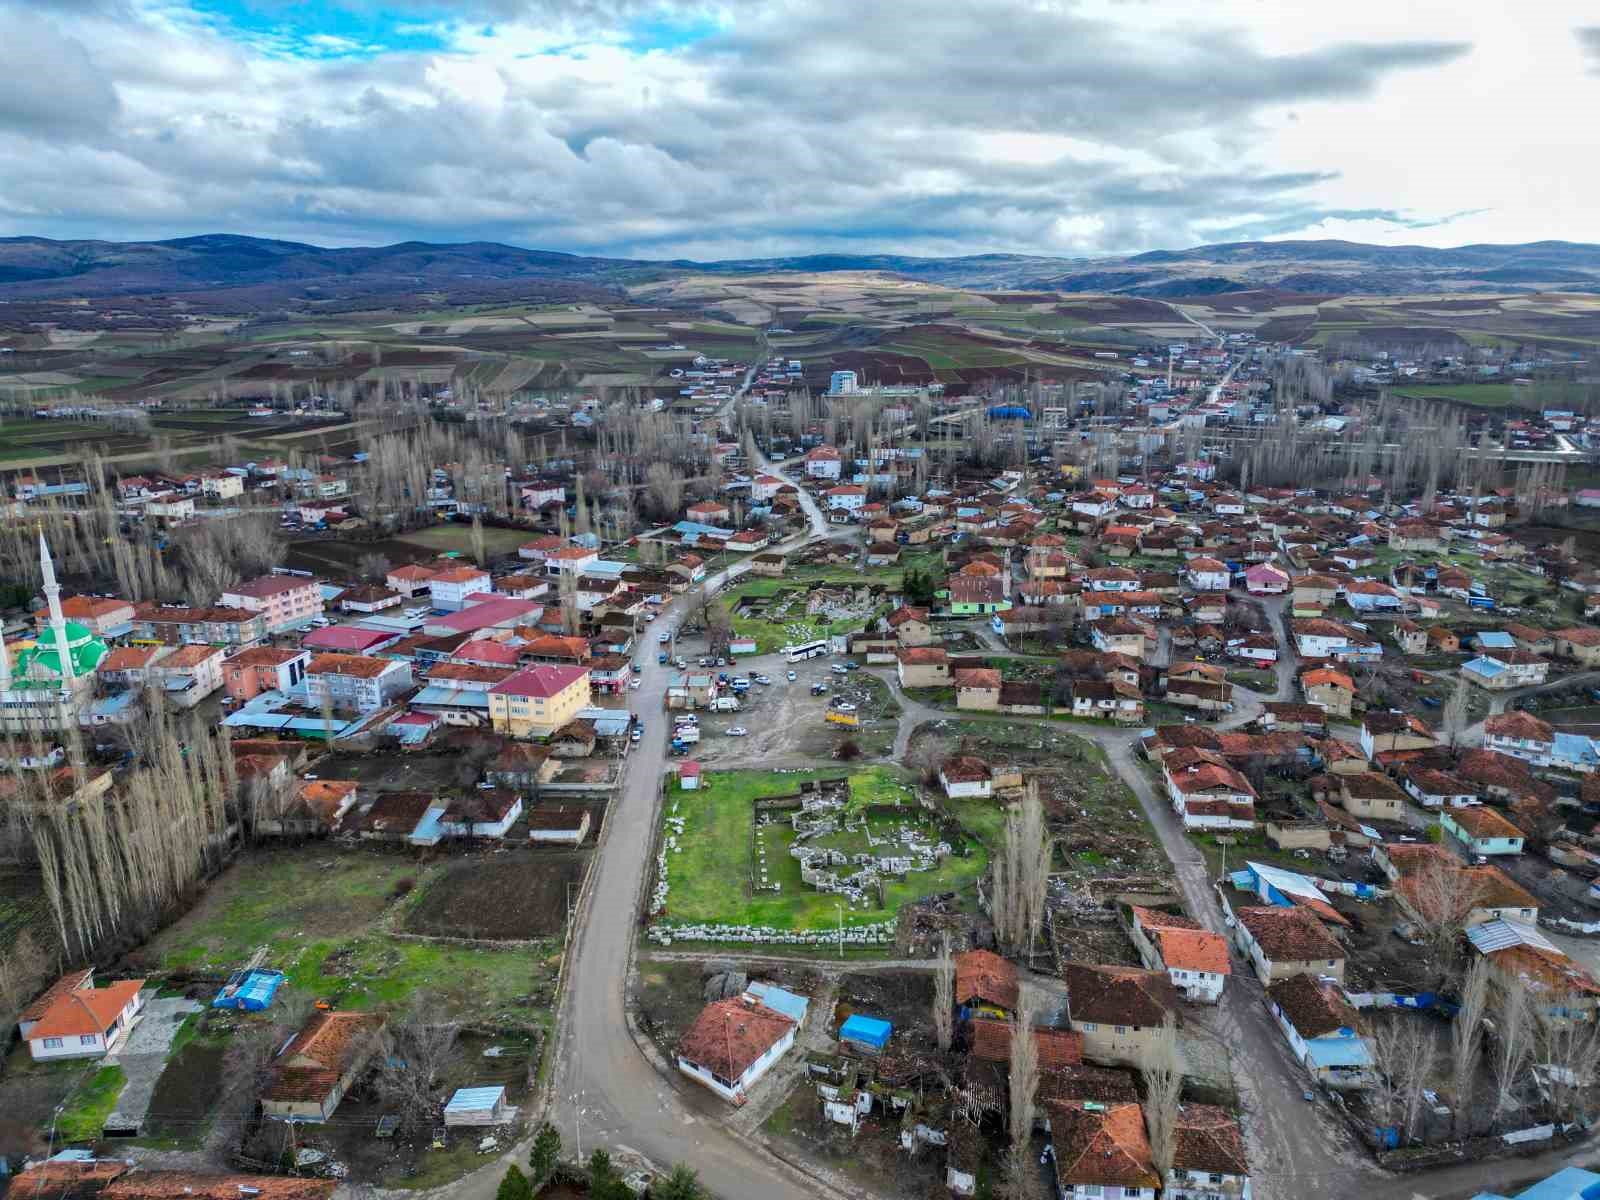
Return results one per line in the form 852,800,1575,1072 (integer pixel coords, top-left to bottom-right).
80,1034,98,1046
1327,960,1337,967
42,1037,63,1049
1114,1025,1129,1035
1080,1021,1098,1032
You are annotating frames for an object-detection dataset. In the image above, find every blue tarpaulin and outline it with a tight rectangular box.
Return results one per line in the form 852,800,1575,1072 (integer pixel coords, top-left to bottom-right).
839,1014,892,1052
212,968,284,1011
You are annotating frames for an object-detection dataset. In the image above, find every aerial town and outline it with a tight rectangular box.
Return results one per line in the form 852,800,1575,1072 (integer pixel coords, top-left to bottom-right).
1,272,1599,1200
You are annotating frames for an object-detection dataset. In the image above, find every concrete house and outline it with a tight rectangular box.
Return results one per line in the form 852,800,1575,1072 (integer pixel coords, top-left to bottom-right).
1046,1101,1159,1200
22,971,145,1060
887,605,935,647
1300,667,1355,718
1337,772,1408,822
1264,973,1374,1090
1442,806,1525,857
305,653,413,715
1127,906,1230,1004
1165,1105,1252,1200
220,575,323,632
1554,625,1600,667
896,647,952,689
1359,711,1437,761
1232,906,1345,986
1060,962,1180,1066
938,755,993,799
261,1011,386,1122
1483,711,1555,767
677,997,797,1103
954,667,1002,711
1163,749,1257,831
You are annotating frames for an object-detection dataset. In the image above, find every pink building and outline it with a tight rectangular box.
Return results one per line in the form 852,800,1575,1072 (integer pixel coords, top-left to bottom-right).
220,575,323,632
224,646,311,702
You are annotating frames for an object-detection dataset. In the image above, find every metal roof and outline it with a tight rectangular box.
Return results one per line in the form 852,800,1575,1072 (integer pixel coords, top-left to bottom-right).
1467,918,1559,957
443,1086,506,1113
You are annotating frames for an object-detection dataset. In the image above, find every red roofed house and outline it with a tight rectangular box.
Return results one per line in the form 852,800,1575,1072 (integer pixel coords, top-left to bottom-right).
676,997,796,1103
220,575,322,633
803,444,843,480
896,646,952,688
260,1010,386,1122
24,971,146,1060
953,949,1019,1018
1047,1101,1159,1200
1128,906,1231,1004
487,664,591,739
223,646,310,703
1162,748,1257,831
305,653,413,714
385,563,438,598
427,565,492,612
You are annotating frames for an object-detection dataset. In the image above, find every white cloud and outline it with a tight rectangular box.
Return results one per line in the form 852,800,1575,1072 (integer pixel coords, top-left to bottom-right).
0,0,1591,259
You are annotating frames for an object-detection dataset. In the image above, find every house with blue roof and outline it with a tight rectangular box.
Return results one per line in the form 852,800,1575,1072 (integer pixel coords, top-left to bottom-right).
1474,1166,1600,1200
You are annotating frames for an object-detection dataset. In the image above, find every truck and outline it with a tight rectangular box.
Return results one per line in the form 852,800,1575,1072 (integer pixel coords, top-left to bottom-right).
672,725,700,744
710,696,741,712
825,710,859,727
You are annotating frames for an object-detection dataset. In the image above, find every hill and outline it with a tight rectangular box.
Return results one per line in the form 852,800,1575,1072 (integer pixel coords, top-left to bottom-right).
3,234,1600,308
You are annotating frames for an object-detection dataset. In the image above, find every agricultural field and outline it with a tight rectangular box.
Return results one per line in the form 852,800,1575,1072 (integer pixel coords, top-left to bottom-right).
132,848,560,1021
654,766,987,933
1391,382,1529,410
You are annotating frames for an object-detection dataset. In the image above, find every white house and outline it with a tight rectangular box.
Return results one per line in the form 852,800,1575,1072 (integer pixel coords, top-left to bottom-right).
23,972,145,1060
1482,712,1555,767
1165,1106,1253,1200
1163,750,1256,831
1184,556,1230,591
676,998,797,1103
427,565,493,612
824,484,867,512
803,446,843,480
938,756,993,799
1292,620,1351,658
1127,906,1230,1004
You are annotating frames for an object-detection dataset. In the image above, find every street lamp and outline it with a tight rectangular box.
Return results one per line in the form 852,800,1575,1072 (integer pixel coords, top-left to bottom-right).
836,900,844,960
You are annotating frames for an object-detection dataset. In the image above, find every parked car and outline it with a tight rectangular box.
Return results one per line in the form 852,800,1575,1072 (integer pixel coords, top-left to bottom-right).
630,727,642,742
844,661,859,671
658,632,670,644
629,679,641,690
726,727,748,737
830,664,849,675
754,675,772,685
786,670,798,681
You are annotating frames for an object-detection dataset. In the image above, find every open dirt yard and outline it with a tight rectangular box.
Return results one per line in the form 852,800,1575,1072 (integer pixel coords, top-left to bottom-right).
404,851,589,940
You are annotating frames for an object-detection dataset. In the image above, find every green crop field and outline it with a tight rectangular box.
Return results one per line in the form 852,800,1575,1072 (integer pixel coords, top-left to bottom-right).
1392,383,1531,410
394,523,532,557
657,767,986,932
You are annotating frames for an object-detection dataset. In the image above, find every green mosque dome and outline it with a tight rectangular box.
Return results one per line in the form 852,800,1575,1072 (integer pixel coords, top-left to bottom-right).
15,620,108,682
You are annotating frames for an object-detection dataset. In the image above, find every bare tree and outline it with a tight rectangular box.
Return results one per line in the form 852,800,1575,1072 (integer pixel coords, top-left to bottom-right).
1532,994,1600,1124
1141,1018,1183,1182
646,462,684,519
356,551,392,582
932,935,955,1053
1373,1016,1438,1143
992,783,1052,959
1441,677,1471,750
1006,985,1041,1180
1490,977,1533,1124
1450,957,1490,1133
1410,856,1480,968
374,991,461,1128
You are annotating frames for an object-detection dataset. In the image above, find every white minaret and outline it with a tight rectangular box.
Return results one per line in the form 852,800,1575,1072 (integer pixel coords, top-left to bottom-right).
0,622,10,691
40,531,74,683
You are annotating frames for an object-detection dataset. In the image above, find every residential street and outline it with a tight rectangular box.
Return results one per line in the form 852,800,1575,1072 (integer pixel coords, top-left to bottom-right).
420,479,1582,1200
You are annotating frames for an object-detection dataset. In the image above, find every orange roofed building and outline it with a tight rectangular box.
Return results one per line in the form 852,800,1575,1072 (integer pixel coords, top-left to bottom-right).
23,971,145,1060
1127,905,1231,1003
260,1010,386,1122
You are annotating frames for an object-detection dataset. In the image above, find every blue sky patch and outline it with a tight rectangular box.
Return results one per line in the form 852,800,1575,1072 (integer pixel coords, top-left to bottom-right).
187,0,452,58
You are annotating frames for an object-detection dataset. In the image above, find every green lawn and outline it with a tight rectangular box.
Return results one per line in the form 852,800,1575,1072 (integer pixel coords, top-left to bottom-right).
394,523,532,558
658,767,986,932
722,577,883,653
58,1066,126,1142
1392,383,1532,410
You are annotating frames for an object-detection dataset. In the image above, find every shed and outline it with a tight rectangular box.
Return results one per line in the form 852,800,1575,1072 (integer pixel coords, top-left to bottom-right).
838,1013,892,1053
678,761,702,790
442,1085,513,1127
212,968,284,1012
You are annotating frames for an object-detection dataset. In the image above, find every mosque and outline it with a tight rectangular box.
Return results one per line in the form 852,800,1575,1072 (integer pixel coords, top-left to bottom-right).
0,535,108,734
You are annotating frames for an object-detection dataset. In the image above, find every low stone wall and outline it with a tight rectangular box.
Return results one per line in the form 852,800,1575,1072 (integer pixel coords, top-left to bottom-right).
648,919,896,947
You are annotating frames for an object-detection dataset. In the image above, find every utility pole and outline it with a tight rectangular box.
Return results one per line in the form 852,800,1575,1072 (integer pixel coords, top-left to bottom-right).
837,900,844,959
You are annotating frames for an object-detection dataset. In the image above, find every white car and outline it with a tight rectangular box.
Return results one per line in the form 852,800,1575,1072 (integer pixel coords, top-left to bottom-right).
726,726,749,737
658,632,670,643
754,675,772,685
786,670,797,681
830,664,849,675
629,679,641,690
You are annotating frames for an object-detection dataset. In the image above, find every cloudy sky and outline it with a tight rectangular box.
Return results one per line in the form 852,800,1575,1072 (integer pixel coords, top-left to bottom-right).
2,0,1597,260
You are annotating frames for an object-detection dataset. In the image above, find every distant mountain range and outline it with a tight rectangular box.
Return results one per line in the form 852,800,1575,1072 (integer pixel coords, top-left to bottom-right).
3,233,1600,305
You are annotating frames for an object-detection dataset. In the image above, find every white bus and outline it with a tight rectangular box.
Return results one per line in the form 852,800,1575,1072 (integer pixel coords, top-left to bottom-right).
784,639,829,663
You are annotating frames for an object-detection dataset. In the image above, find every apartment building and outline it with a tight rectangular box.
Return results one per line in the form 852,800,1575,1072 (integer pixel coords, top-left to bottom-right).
220,575,323,633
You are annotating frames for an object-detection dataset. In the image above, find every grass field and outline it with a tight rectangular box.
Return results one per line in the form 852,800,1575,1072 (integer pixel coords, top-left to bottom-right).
658,766,986,931
57,1066,126,1141
393,523,533,558
1392,383,1531,410
722,575,885,653
137,849,557,1020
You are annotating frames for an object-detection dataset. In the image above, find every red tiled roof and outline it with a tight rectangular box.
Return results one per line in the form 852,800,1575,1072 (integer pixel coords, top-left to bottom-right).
677,998,795,1081
28,978,144,1040
953,949,1019,1010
